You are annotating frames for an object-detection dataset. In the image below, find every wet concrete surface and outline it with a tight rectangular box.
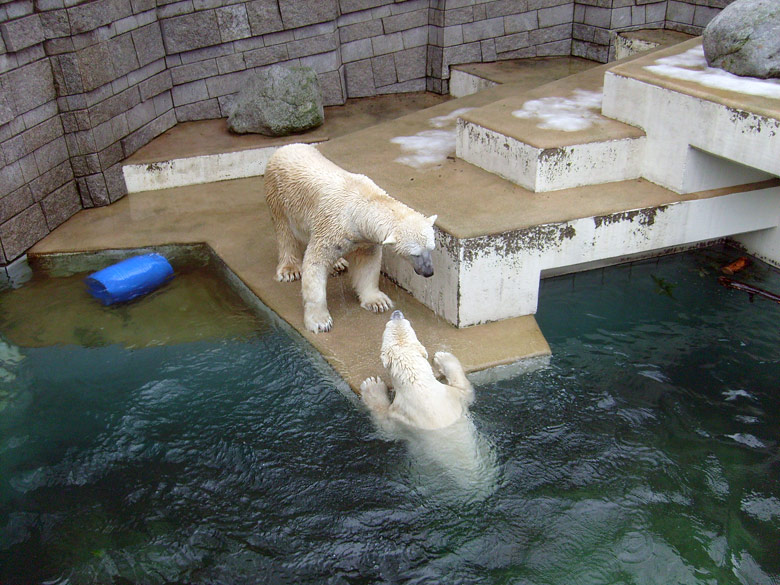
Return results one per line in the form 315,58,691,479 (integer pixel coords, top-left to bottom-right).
34,46,765,392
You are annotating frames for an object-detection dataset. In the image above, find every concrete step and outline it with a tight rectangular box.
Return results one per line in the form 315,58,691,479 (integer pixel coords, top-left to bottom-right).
122,93,450,192
449,56,597,98
448,31,693,99
122,119,325,193
603,38,780,193
456,63,645,192
613,29,694,61
315,92,780,327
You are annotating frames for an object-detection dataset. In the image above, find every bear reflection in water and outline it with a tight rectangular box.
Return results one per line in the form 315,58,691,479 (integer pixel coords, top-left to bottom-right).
361,311,498,498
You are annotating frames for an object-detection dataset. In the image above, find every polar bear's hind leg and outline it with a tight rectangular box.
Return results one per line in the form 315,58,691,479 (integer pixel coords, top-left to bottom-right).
265,174,304,282
276,254,302,282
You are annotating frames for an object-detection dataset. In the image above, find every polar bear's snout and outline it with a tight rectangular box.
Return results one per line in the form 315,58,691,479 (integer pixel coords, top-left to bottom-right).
411,250,434,277
391,310,404,320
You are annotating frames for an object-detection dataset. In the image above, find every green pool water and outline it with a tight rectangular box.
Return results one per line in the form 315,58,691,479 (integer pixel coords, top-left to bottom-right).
1,245,778,584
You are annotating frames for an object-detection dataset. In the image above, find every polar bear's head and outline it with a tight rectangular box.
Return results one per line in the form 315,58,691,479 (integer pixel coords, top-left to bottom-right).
383,214,437,278
380,311,430,381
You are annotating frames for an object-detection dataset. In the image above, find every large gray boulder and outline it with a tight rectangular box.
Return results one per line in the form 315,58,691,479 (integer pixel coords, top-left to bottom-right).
227,65,324,136
702,0,780,79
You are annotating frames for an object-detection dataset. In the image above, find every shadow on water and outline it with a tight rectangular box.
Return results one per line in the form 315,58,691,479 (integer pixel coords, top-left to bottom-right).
1,244,779,584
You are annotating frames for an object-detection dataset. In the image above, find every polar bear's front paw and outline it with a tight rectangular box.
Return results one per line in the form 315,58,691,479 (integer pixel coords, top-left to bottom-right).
304,307,333,333
360,376,391,411
276,261,302,282
360,291,394,313
331,257,349,276
433,351,460,379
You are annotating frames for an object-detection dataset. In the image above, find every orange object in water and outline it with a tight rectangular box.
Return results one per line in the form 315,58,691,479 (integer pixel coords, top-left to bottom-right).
721,256,750,275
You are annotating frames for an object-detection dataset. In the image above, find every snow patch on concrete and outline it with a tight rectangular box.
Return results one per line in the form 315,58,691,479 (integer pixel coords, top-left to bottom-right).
644,45,780,100
429,108,474,128
511,89,604,132
391,130,460,168
391,108,474,168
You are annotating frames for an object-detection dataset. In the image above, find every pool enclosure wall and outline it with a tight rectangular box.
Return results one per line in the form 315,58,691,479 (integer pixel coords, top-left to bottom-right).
0,0,734,276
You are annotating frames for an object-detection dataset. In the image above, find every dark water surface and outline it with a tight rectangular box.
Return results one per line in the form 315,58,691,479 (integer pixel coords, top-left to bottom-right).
1,246,779,584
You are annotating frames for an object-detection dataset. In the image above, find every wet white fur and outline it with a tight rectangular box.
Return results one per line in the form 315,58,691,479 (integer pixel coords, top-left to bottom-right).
264,144,436,333
361,315,473,430
361,314,496,497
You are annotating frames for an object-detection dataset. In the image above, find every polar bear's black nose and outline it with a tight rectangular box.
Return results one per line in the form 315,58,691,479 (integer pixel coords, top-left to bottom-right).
411,251,434,278
391,310,404,320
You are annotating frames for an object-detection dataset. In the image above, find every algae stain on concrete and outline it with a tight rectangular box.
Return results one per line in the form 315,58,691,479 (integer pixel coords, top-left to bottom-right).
462,223,577,265
435,229,460,259
593,205,668,230
539,147,575,186
728,107,779,137
539,147,569,163
145,161,174,173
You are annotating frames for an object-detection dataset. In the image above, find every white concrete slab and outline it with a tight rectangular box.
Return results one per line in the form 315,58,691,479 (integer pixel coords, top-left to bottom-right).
122,145,305,192
449,69,498,98
384,183,780,326
456,118,645,191
457,183,780,323
602,42,780,194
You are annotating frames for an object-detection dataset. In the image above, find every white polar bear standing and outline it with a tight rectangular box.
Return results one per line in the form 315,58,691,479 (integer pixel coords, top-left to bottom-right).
264,143,437,333
361,311,497,497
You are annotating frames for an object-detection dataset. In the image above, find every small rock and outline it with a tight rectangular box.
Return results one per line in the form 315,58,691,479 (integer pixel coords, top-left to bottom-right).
702,0,780,79
227,65,324,136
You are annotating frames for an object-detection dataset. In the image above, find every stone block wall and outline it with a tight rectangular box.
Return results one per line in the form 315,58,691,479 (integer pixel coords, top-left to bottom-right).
156,0,573,116
427,0,575,94
1,7,76,269
1,0,175,270
665,0,731,35
1,0,736,269
573,0,668,63
0,52,76,269
572,0,733,63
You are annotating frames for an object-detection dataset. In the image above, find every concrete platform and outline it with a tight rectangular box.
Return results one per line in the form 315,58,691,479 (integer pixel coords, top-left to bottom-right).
29,44,780,393
29,177,550,393
321,95,780,323
312,44,780,326
604,39,780,192
32,87,583,393
449,56,598,98
123,93,450,192
456,62,646,191
613,29,693,60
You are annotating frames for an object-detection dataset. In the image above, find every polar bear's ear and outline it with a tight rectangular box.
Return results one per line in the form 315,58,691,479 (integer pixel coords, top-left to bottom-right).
382,234,397,246
428,215,437,225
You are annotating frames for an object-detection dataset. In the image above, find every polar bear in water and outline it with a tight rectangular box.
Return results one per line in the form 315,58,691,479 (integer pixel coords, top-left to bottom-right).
360,311,497,498
264,143,437,334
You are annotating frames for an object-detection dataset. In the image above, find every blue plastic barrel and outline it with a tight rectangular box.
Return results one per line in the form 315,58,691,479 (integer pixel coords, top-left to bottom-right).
85,253,174,305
